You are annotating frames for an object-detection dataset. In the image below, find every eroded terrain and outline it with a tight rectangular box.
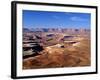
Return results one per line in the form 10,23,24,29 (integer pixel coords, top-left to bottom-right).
23,28,90,69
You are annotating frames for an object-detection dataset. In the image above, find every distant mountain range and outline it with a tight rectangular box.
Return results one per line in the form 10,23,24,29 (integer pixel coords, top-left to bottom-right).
23,28,90,33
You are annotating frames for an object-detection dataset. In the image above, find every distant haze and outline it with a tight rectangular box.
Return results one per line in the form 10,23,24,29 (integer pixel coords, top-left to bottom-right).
23,10,91,29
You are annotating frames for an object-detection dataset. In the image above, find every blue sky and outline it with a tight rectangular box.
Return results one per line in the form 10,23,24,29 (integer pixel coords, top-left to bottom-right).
23,10,91,29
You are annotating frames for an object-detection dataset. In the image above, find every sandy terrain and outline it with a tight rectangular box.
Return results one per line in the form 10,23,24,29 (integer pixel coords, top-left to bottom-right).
23,38,90,69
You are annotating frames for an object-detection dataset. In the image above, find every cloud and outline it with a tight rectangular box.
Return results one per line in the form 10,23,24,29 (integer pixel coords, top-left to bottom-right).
52,15,60,19
70,16,87,22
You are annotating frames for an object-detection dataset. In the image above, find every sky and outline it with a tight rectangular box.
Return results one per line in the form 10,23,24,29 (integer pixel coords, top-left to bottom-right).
23,10,91,29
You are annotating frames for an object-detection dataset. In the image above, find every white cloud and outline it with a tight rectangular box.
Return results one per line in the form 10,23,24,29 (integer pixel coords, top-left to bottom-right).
52,15,60,19
70,16,87,21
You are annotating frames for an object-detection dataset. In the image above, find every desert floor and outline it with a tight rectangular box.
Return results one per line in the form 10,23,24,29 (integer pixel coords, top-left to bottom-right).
23,38,90,69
